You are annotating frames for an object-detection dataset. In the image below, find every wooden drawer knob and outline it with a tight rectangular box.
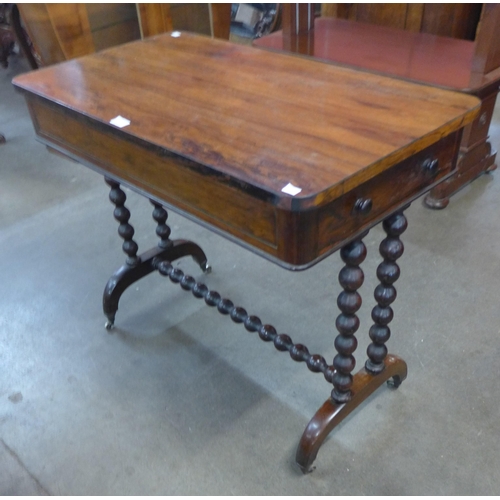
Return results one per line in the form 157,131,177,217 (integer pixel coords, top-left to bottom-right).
353,197,372,215
422,158,439,176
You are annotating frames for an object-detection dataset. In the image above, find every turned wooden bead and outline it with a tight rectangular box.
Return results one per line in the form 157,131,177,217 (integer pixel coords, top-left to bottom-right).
324,366,336,384
337,291,362,314
122,240,138,257
205,290,221,306
230,306,247,323
335,313,360,334
307,354,327,373
157,261,173,276
371,305,394,325
192,282,208,298
217,298,234,314
379,237,404,261
334,334,357,354
113,206,130,222
118,224,135,240
109,188,126,205
169,267,184,283
369,325,391,344
367,343,387,364
156,225,171,240
290,343,309,361
376,262,400,284
258,324,277,342
244,315,262,332
333,353,356,373
374,284,397,306
383,212,408,236
338,266,364,292
274,333,292,351
180,275,196,291
152,205,167,222
332,372,352,393
340,239,367,265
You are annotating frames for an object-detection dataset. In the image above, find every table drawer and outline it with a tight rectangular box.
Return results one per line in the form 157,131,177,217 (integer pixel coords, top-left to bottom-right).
317,132,459,254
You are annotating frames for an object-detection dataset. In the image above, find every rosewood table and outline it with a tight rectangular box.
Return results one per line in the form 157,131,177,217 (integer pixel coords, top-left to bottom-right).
13,33,479,473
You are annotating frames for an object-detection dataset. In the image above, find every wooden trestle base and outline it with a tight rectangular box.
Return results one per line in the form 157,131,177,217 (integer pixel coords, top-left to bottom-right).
295,354,407,473
102,178,410,473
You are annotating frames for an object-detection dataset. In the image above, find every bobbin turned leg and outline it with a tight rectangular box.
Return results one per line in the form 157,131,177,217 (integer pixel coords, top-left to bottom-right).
296,212,409,473
366,211,407,377
103,178,210,329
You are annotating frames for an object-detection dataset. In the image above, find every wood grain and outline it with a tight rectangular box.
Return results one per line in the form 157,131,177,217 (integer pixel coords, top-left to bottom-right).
14,34,479,267
13,33,479,207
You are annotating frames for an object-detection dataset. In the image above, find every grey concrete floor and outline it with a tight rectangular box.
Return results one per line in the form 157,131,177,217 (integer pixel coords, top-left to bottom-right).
1,51,500,495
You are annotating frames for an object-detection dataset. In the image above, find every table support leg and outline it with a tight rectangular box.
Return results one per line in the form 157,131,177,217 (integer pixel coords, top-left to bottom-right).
110,203,409,471
296,209,408,473
331,237,366,403
103,178,210,329
365,211,407,375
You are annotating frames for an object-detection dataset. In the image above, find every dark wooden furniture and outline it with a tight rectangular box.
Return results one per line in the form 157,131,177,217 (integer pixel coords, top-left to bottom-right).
17,3,232,67
13,33,479,472
0,4,37,69
321,3,482,40
0,3,15,67
254,3,500,209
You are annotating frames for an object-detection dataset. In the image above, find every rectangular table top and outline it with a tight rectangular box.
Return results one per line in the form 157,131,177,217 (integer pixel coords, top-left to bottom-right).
13,33,480,268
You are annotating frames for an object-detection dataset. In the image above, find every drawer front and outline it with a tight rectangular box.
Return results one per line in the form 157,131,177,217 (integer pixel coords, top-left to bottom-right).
317,132,458,254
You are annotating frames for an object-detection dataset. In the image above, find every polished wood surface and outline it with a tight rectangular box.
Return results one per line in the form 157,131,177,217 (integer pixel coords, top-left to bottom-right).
13,33,479,267
13,33,479,200
322,3,482,40
254,17,490,92
256,4,500,208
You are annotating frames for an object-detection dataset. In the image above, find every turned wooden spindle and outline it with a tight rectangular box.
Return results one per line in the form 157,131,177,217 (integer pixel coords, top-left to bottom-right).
150,200,172,249
156,259,338,381
105,178,140,266
365,212,407,374
331,238,367,403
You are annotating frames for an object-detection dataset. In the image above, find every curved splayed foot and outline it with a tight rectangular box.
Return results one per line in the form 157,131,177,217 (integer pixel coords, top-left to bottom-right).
295,354,407,473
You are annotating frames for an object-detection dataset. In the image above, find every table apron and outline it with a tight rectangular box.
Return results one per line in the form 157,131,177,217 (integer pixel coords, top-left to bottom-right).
26,95,462,270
